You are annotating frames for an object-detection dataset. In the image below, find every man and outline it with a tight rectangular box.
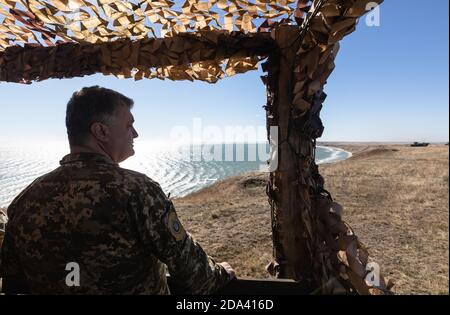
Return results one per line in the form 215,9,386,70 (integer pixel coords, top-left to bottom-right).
0,86,235,294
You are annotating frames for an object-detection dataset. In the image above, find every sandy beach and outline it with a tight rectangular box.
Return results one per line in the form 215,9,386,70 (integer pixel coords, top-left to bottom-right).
1,143,448,294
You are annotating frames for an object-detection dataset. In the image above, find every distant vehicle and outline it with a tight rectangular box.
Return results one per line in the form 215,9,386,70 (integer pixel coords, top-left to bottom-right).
410,142,430,147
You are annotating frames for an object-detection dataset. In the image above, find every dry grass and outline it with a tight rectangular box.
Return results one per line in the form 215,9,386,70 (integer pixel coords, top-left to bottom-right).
174,144,449,295
319,144,449,294
173,173,274,279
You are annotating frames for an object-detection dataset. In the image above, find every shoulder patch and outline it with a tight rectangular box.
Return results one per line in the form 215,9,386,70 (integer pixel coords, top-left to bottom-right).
165,208,186,242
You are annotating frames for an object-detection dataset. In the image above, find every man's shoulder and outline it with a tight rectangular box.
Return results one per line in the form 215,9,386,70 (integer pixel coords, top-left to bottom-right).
7,164,166,213
116,167,164,194
5,168,63,216
10,168,59,199
117,167,154,184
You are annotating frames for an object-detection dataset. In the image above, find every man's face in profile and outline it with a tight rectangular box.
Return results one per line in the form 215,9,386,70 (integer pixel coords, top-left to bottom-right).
106,104,139,163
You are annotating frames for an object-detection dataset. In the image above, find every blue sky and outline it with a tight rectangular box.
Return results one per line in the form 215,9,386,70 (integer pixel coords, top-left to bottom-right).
0,0,448,143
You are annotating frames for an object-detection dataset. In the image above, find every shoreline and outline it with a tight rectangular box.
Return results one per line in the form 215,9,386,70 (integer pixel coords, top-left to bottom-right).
171,143,358,201
316,145,353,164
170,145,352,199
0,144,354,208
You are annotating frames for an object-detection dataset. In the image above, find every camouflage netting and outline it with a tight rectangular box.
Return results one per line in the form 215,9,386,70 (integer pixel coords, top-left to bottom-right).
0,0,300,82
260,0,392,294
0,0,392,295
0,0,298,44
0,31,275,83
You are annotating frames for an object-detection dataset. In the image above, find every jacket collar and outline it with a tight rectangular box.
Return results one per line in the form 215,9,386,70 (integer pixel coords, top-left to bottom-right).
59,152,117,166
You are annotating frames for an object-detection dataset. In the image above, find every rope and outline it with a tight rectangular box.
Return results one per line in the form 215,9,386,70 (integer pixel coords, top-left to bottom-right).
279,0,328,163
298,0,327,42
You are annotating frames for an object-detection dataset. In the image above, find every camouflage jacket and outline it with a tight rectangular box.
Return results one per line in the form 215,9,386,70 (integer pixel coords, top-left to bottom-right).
0,153,232,294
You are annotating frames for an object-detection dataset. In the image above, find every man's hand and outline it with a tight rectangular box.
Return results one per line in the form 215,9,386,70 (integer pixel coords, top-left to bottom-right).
219,262,236,280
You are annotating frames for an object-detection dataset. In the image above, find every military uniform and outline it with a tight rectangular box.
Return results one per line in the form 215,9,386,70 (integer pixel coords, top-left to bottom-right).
0,153,232,294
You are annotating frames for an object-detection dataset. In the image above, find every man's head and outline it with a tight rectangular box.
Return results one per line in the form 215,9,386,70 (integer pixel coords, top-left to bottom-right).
66,86,139,163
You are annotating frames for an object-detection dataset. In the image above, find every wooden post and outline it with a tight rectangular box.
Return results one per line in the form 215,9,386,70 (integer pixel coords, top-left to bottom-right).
266,26,316,284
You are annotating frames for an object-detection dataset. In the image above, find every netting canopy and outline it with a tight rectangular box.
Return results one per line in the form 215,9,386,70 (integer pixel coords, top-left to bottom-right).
0,0,299,43
0,0,296,82
0,0,380,83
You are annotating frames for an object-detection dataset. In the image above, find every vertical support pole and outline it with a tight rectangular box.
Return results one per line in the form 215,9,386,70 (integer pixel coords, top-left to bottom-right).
265,26,316,284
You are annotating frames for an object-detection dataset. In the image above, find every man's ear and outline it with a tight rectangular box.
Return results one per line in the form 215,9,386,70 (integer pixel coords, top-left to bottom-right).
90,122,109,142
